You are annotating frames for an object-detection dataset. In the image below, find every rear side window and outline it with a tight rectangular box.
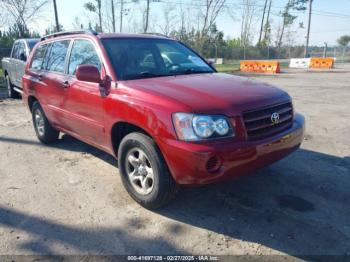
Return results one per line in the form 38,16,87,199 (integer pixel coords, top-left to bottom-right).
68,39,101,75
46,40,70,73
30,44,48,70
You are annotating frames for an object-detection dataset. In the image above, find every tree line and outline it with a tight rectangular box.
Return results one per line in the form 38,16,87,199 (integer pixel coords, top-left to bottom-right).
0,0,349,61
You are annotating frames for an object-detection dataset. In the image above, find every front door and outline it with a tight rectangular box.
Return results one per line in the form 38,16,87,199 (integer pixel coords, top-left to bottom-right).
9,42,19,85
14,41,26,88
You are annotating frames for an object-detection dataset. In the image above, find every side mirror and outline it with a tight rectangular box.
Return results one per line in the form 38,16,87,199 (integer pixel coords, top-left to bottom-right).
207,59,215,68
76,64,101,83
20,52,27,62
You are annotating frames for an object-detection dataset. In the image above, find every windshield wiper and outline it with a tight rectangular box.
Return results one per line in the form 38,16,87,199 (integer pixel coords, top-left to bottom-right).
173,68,213,75
140,72,172,78
123,72,171,80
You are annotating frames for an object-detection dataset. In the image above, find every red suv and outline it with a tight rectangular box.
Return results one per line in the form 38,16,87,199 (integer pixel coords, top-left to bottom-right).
22,31,305,209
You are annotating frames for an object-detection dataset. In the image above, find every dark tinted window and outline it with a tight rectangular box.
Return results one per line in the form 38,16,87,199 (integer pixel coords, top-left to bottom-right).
46,40,70,73
30,44,47,70
68,39,101,75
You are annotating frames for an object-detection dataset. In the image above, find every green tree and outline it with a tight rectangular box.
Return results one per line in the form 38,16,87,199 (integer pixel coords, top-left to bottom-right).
84,0,102,32
277,0,308,55
337,35,350,61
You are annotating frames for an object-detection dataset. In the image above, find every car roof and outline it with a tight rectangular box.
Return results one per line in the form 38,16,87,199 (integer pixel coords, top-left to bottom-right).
40,30,173,42
97,33,171,40
15,38,40,43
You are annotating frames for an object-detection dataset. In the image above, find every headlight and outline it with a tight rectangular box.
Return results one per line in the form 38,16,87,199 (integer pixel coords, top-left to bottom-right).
172,113,234,141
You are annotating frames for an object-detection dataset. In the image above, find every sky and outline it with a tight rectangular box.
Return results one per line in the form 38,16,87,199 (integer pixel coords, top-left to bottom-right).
5,0,350,46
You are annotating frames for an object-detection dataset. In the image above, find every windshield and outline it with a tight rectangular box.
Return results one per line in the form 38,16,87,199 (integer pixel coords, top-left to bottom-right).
102,38,214,80
27,40,39,51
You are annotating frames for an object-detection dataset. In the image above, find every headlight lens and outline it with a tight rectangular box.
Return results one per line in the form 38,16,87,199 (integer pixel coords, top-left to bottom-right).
214,118,230,135
192,115,215,138
173,113,234,141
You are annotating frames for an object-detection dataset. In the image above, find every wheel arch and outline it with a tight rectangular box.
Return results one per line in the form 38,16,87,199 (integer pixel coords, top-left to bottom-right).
110,121,155,158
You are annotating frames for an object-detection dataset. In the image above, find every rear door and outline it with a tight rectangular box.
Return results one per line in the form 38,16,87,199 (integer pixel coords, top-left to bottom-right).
38,40,71,127
62,38,106,145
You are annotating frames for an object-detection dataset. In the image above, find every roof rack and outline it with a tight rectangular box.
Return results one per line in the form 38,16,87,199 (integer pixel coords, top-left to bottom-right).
141,32,170,38
40,30,98,41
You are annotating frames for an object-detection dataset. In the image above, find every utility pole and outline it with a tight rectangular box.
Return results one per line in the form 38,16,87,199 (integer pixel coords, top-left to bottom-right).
119,0,124,32
323,42,328,57
53,0,60,32
144,0,150,33
258,0,268,44
111,0,116,32
304,0,313,58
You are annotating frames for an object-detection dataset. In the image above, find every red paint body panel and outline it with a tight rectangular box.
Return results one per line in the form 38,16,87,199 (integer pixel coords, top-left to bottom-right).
22,33,305,186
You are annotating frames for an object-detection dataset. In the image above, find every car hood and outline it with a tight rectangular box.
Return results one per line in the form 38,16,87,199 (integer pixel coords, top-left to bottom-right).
123,73,290,116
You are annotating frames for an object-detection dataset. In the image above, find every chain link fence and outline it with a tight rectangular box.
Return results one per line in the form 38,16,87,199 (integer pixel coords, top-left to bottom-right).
213,46,349,62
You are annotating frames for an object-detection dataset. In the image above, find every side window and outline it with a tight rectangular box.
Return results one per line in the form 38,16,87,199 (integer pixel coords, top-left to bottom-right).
17,42,26,61
12,43,19,59
46,40,70,73
68,39,101,75
30,44,48,70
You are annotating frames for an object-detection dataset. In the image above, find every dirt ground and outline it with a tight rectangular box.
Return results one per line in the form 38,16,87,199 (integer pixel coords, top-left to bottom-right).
0,65,349,257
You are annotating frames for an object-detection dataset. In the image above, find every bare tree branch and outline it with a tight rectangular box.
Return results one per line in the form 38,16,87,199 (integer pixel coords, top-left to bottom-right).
200,0,226,36
0,0,49,36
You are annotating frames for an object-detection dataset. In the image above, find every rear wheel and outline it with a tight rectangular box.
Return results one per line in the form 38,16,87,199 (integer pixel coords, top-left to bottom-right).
5,75,18,99
32,101,59,144
118,132,178,209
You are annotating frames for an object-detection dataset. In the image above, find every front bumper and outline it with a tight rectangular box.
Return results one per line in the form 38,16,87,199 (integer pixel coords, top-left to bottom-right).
158,113,305,185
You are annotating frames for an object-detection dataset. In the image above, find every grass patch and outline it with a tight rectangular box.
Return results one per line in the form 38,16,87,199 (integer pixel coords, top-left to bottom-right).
215,63,240,73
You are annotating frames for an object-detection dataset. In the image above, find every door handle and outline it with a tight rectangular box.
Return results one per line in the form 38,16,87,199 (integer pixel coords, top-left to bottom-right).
62,80,70,88
38,74,43,81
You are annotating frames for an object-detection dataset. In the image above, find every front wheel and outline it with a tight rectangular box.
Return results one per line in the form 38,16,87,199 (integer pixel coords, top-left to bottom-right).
32,101,59,144
118,132,178,209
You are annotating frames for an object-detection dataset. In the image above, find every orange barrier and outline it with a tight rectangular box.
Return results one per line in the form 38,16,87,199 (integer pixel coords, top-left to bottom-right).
309,57,334,69
240,60,281,74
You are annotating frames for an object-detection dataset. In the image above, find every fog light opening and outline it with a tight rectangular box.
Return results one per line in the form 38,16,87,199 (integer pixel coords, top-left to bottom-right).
206,156,222,173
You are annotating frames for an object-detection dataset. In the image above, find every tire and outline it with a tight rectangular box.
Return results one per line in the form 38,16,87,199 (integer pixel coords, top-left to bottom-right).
32,101,59,144
118,132,178,209
5,75,18,99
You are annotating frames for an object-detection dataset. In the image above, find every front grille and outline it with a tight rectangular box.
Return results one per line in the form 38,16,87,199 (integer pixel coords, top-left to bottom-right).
243,101,293,140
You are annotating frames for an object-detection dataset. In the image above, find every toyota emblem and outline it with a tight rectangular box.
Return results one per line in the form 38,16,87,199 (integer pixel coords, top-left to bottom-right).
271,112,280,124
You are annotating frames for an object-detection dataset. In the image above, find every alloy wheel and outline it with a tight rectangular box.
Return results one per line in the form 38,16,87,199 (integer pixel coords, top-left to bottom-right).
34,109,45,136
125,148,154,195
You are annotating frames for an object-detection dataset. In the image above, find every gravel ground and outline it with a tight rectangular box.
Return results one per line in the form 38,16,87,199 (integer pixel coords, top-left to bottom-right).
0,65,349,257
